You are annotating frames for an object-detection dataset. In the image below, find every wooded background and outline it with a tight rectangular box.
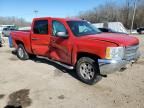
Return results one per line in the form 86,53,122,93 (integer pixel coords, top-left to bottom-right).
0,16,30,27
78,0,144,29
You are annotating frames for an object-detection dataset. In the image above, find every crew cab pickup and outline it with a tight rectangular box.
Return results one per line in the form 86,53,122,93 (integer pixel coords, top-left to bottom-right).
11,17,140,85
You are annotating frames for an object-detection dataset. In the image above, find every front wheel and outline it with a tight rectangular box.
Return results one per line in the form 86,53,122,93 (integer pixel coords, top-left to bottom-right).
17,44,29,60
76,57,102,85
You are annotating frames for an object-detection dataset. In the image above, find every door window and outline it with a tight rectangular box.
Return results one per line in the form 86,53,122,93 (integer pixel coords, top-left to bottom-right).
33,20,48,34
52,20,67,36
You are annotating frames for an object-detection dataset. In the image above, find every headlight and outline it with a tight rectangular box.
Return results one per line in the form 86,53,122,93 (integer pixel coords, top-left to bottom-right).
105,47,125,60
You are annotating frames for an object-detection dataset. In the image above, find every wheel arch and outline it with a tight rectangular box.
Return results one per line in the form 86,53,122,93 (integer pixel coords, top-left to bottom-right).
15,40,29,53
15,40,24,46
77,52,101,61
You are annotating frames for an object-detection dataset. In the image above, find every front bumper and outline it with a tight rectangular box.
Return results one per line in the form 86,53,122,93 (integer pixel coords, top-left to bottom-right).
98,52,140,75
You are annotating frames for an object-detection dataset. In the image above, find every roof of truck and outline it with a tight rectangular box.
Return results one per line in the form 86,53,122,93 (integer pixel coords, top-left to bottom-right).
33,17,83,21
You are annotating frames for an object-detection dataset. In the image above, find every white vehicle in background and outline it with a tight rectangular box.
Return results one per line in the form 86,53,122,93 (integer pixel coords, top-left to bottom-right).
93,22,128,34
2,27,18,37
0,25,16,37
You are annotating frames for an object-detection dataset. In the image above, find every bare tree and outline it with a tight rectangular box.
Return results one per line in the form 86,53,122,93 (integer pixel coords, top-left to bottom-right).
78,0,144,29
0,16,31,27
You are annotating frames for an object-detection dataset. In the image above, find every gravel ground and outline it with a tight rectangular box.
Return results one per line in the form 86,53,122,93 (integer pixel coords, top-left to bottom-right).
0,35,144,108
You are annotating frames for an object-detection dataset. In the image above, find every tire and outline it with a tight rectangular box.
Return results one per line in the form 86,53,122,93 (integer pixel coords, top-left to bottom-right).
76,57,102,85
17,44,29,60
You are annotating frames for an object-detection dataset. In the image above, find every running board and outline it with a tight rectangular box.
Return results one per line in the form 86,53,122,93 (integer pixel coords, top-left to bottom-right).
37,56,74,70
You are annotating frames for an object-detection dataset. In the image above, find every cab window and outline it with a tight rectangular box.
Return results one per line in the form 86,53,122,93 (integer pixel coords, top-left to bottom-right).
33,20,48,34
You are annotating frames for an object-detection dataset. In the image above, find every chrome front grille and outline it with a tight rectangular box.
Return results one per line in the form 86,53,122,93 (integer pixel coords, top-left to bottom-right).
124,45,139,61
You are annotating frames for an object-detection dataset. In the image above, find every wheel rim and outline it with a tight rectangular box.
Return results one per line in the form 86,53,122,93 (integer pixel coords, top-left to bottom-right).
79,62,95,80
18,48,24,58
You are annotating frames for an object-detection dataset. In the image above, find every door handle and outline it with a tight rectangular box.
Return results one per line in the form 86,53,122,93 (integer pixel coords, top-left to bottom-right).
32,38,39,40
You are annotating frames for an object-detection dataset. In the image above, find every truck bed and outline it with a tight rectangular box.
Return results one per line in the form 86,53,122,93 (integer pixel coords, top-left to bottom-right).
11,30,32,54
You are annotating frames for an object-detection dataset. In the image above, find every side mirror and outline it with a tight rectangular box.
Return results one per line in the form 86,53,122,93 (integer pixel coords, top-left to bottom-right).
56,32,68,38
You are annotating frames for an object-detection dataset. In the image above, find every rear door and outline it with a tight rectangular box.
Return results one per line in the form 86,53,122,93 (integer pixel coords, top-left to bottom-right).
31,19,50,56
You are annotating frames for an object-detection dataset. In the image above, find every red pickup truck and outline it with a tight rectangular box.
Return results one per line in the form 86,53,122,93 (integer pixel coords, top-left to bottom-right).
11,17,140,85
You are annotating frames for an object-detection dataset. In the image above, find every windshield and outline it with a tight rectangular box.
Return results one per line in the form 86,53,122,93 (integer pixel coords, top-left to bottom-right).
67,21,101,36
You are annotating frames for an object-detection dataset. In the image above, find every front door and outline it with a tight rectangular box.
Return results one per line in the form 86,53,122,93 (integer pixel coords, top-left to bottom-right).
31,19,50,56
49,20,72,64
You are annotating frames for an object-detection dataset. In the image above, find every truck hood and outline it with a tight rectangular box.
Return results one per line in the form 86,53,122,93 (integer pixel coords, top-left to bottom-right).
79,33,139,46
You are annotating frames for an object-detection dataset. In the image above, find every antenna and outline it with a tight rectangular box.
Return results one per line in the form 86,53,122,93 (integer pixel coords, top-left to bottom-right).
34,10,38,17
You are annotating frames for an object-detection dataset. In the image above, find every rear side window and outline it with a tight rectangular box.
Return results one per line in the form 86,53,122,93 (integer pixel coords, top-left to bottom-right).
33,20,48,34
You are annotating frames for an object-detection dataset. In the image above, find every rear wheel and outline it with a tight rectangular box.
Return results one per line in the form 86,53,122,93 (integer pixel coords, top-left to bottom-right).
76,57,102,85
17,44,29,60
